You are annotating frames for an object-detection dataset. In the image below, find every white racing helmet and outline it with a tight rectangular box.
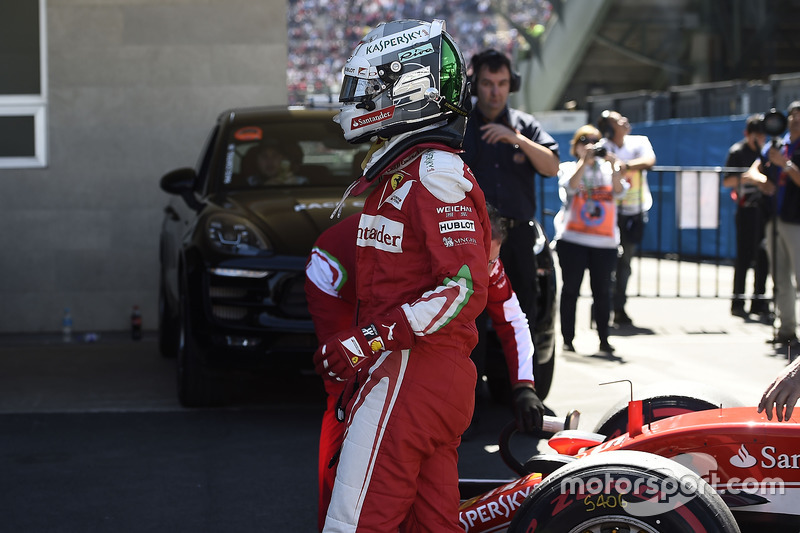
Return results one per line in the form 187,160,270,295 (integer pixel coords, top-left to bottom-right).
335,19,470,144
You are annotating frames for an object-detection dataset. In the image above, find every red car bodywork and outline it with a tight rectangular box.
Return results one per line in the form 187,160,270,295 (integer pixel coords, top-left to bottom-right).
458,407,800,532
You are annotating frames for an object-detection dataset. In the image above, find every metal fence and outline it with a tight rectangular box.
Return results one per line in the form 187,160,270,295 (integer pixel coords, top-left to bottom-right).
537,165,773,301
585,73,800,124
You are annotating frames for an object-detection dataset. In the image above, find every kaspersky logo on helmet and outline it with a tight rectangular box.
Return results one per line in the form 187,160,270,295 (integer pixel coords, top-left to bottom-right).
364,28,430,58
351,106,395,130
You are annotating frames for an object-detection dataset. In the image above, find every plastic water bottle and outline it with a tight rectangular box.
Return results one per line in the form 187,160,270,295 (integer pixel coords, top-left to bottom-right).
131,305,142,341
62,308,73,343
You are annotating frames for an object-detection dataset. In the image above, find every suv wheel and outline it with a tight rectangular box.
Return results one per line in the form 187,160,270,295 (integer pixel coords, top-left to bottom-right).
158,277,180,358
176,269,220,407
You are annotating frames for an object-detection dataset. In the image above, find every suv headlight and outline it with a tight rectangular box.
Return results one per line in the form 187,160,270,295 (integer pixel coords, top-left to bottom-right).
206,214,270,255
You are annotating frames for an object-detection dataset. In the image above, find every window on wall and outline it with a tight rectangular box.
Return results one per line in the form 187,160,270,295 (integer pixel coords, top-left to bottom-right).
0,0,47,168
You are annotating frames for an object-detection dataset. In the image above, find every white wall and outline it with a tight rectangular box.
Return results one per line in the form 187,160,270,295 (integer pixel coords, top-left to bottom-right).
0,0,287,333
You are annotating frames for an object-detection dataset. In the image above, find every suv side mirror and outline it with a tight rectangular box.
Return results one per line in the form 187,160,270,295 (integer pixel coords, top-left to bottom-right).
160,168,203,211
160,167,196,194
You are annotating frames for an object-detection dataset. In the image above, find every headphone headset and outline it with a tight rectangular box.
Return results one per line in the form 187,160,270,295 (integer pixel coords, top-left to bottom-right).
469,49,521,96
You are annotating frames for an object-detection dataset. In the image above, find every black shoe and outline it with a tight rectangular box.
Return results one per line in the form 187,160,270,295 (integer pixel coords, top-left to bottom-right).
757,312,774,325
767,334,798,345
563,341,575,352
599,341,615,353
749,300,769,315
613,309,633,326
731,306,748,318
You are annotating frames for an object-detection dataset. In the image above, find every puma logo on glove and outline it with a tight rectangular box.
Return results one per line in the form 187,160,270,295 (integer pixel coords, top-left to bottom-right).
382,322,397,341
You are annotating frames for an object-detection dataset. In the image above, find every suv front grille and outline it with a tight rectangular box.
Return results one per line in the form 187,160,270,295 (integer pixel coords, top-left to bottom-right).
278,275,310,317
209,286,248,299
211,305,249,320
207,270,310,327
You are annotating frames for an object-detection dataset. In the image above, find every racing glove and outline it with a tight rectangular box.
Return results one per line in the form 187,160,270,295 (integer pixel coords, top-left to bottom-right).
512,386,544,433
313,307,414,382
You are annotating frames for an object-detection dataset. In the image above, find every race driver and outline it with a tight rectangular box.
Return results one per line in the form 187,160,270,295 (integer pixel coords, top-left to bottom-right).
312,19,491,532
305,207,544,531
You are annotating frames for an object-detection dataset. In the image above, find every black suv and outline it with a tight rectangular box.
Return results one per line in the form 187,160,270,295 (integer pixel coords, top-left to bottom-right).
158,107,364,406
158,106,556,407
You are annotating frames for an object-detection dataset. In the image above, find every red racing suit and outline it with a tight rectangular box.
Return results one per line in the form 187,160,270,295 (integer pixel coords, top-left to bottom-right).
305,213,535,530
321,143,490,532
486,257,535,388
304,213,360,532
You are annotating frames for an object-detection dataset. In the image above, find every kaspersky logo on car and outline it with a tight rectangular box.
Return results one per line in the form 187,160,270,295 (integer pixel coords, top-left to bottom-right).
351,106,395,130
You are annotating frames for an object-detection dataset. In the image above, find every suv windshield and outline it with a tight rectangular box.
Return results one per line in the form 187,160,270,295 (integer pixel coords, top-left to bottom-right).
220,119,365,190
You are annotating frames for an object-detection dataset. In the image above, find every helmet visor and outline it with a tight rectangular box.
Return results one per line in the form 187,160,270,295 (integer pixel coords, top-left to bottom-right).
339,76,375,103
440,34,463,104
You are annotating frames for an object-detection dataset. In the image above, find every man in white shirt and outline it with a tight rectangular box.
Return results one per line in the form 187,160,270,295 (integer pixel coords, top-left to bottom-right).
597,110,656,327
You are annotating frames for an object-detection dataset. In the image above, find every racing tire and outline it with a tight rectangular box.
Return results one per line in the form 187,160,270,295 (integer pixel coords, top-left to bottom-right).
176,270,221,408
507,450,741,533
158,277,180,358
594,381,745,439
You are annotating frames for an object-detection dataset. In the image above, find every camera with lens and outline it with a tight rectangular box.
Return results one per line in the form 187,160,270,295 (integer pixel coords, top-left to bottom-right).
763,108,788,149
592,138,608,158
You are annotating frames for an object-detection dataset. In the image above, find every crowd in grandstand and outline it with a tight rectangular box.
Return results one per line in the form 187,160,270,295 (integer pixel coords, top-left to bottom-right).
287,0,552,105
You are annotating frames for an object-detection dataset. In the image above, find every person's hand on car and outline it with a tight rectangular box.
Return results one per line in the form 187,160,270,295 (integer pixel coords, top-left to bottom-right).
758,357,800,422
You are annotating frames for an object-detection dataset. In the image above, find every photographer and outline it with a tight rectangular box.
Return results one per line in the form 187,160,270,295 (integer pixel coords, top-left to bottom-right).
723,114,769,319
746,101,800,346
554,125,628,354
596,110,656,327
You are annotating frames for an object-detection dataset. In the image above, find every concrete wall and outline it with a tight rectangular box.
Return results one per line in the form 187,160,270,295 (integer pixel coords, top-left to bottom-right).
513,0,612,113
0,0,287,334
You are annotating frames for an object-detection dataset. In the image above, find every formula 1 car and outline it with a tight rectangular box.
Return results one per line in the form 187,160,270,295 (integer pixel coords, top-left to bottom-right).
457,382,800,533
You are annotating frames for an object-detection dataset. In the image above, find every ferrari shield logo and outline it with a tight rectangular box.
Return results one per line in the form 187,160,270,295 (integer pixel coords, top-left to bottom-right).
391,173,404,190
